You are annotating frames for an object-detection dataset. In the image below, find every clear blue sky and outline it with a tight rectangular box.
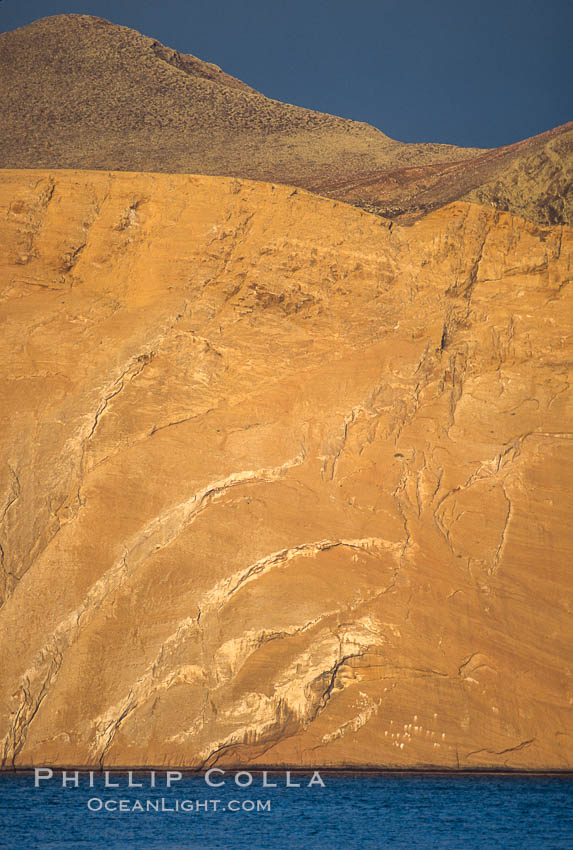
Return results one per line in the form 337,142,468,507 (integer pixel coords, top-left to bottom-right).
1,0,572,148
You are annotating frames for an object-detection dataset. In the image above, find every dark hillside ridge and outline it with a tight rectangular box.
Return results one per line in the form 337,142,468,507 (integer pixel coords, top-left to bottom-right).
0,14,571,224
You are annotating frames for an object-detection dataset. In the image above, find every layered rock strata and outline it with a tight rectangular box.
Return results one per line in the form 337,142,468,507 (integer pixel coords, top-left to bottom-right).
0,170,571,769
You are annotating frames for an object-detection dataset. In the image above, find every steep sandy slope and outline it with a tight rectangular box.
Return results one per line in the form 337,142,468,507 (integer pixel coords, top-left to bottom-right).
0,170,571,769
3,14,571,226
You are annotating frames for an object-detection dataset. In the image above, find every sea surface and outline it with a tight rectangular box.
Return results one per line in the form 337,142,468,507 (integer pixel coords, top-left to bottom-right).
0,771,572,849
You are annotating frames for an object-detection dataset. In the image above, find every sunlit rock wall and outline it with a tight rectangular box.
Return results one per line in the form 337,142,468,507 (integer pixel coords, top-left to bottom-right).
0,170,571,769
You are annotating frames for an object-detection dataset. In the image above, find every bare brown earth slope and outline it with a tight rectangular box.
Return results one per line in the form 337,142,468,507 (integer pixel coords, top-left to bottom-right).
1,14,571,225
1,170,572,769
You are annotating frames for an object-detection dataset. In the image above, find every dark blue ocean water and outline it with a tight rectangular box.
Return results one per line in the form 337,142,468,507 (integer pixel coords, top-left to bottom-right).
0,771,571,849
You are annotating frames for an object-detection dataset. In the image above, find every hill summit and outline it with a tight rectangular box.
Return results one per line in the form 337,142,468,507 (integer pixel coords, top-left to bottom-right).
2,14,571,223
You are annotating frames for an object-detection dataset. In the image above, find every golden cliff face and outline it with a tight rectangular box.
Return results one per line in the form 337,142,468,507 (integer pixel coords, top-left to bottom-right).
0,170,571,770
